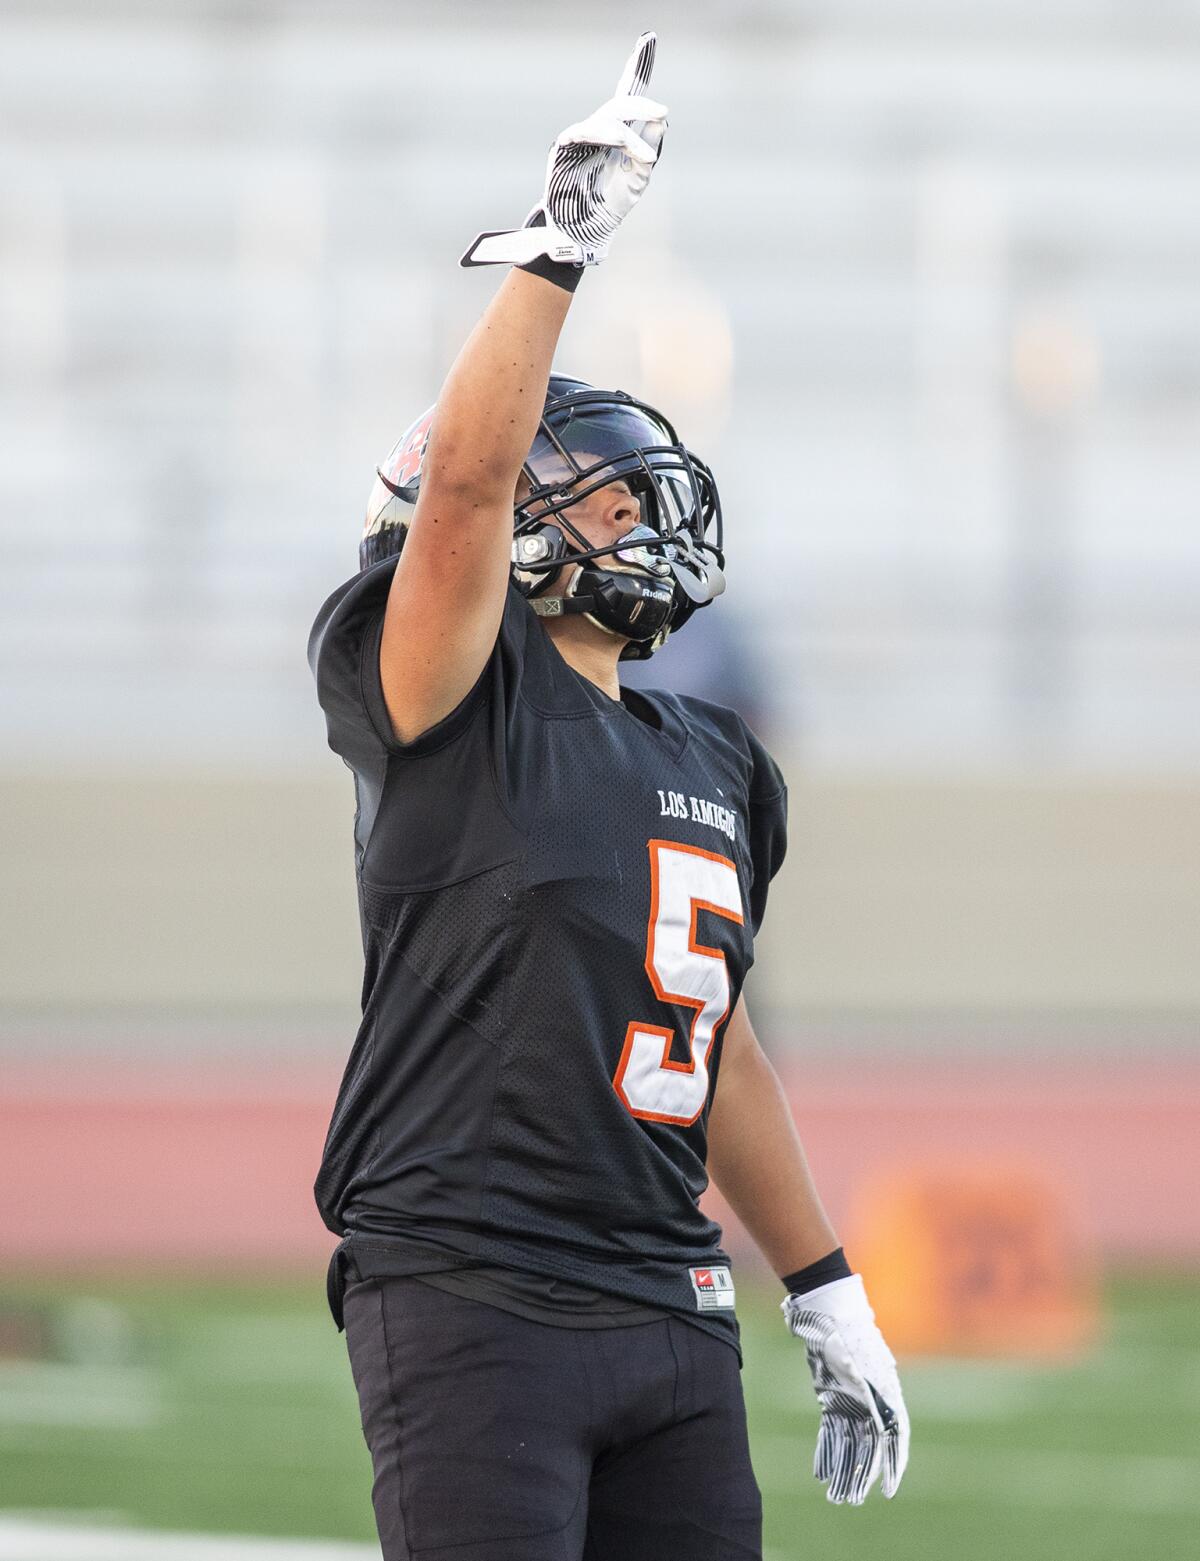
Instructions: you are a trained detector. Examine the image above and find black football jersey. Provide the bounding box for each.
[308,557,788,1351]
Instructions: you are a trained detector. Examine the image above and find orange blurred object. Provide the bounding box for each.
[847,1166,1100,1358]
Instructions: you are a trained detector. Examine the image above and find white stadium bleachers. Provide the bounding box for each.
[2,0,1199,770]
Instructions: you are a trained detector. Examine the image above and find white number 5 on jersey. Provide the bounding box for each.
[613,839,744,1126]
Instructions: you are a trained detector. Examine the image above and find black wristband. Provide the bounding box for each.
[782,1246,853,1296]
[517,254,584,293]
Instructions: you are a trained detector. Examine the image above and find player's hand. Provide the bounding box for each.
[461,31,667,269]
[782,1274,910,1505]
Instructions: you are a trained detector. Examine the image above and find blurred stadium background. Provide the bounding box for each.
[1,1,1198,1558]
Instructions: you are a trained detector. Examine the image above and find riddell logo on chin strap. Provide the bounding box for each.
[689,1265,736,1311]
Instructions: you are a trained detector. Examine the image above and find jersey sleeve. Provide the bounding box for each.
[744,726,788,935]
[307,557,530,769]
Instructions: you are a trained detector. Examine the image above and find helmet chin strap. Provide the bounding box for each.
[530,561,675,647]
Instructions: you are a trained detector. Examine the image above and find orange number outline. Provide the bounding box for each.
[613,838,744,1127]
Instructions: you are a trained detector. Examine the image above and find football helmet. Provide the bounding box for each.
[361,374,724,660]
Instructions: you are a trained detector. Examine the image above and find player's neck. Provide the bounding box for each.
[540,616,624,701]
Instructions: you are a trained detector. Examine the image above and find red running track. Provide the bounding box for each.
[4,1052,1197,1271]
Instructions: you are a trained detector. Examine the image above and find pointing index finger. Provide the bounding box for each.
[614,30,656,100]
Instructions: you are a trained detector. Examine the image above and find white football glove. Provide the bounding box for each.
[782,1274,911,1505]
[461,31,667,269]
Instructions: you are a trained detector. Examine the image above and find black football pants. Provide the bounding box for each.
[341,1269,762,1561]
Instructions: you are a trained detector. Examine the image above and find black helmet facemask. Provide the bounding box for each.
[527,523,678,646]
[361,378,725,661]
[513,389,725,659]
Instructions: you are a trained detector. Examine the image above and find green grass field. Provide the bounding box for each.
[1,1272,1196,1560]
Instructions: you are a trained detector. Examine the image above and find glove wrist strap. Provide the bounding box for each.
[782,1245,852,1296]
[517,253,584,293]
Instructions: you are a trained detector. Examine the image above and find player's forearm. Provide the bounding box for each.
[707,1030,839,1279]
[421,267,573,508]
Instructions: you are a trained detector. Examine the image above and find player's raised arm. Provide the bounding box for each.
[378,33,667,743]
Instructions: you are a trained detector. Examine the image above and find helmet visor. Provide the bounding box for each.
[524,400,705,539]
[527,402,671,480]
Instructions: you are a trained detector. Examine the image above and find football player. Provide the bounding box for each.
[309,33,908,1561]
